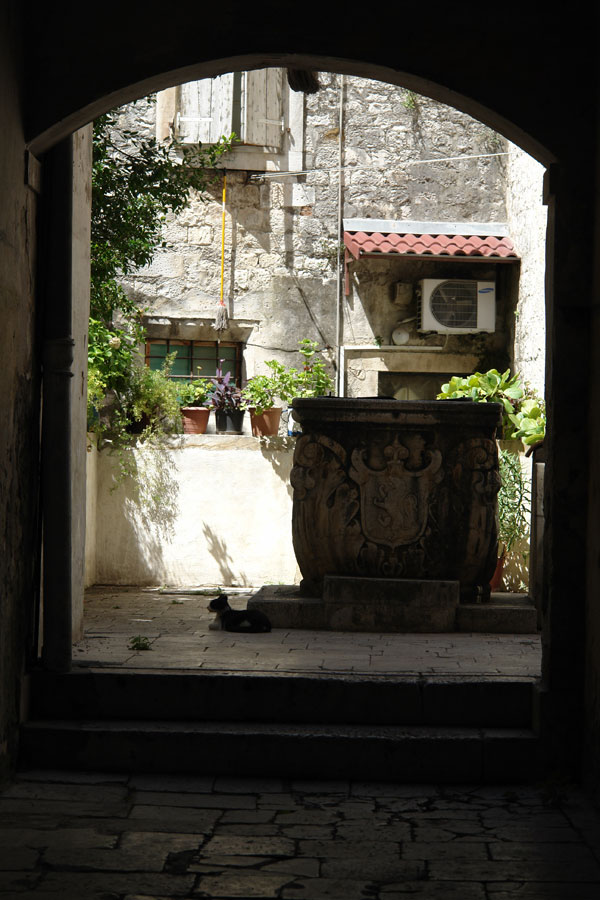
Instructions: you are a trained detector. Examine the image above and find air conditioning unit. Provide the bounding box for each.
[418,279,496,334]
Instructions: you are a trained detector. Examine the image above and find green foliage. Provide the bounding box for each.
[243,340,335,412]
[92,107,235,317]
[128,360,182,431]
[295,339,335,398]
[508,397,546,447]
[438,367,542,569]
[498,448,531,554]
[128,635,152,651]
[402,89,417,110]
[263,360,299,404]
[241,374,279,415]
[177,375,212,408]
[87,101,234,460]
[438,369,524,439]
[437,368,546,447]
[90,354,182,488]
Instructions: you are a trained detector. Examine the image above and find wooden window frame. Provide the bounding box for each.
[145,339,243,384]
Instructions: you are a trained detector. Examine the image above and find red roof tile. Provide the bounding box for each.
[344,230,518,260]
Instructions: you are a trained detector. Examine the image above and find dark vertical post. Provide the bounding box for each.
[40,136,75,672]
[536,161,594,776]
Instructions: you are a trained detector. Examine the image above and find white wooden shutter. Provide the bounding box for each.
[177,74,235,144]
[177,69,283,148]
[243,69,283,148]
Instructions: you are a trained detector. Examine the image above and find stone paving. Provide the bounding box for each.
[76,587,541,678]
[1,770,600,898]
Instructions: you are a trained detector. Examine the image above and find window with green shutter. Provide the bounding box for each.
[145,340,242,384]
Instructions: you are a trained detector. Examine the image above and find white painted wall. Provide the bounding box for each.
[84,437,98,587]
[87,435,300,587]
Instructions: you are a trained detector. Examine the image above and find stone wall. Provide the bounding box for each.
[0,6,40,783]
[116,74,518,385]
[506,143,547,396]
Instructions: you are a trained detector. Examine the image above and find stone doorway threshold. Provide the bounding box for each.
[76,586,541,679]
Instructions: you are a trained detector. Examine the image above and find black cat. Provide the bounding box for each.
[207,594,272,633]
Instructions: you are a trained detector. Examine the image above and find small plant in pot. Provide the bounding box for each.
[437,368,525,439]
[288,338,335,433]
[126,357,182,436]
[209,363,245,434]
[241,374,282,437]
[178,375,212,434]
[294,338,335,398]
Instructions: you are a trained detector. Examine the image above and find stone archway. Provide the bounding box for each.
[27,27,595,781]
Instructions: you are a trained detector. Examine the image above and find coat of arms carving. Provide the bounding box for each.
[349,434,442,548]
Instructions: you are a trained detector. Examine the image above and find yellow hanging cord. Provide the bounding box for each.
[220,173,227,306]
[214,172,228,330]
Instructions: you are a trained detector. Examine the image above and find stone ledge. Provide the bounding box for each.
[457,595,537,634]
[249,580,459,633]
[249,585,539,635]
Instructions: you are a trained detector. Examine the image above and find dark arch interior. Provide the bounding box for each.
[2,5,599,795]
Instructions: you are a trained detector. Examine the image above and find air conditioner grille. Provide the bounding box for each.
[430,281,477,329]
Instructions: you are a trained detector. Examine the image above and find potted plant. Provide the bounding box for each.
[209,363,245,434]
[178,376,212,434]
[437,368,525,440]
[241,340,335,437]
[126,359,182,436]
[294,338,335,398]
[241,373,282,437]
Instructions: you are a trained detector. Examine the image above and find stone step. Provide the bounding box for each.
[27,668,535,728]
[456,593,538,634]
[18,719,539,783]
[249,586,539,634]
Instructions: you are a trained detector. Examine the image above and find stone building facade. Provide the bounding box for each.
[114,71,546,411]
[85,71,547,592]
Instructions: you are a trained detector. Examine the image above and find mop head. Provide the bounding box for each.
[214,303,228,330]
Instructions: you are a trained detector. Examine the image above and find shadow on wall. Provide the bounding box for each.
[502,536,530,593]
[202,521,250,587]
[259,436,295,499]
[125,440,181,540]
[96,439,181,584]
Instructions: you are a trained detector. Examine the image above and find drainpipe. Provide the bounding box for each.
[39,137,75,672]
[335,76,344,396]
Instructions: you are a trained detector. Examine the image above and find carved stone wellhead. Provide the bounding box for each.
[290,398,502,602]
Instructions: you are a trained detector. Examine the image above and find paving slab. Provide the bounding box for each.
[76,587,542,678]
[1,771,599,899]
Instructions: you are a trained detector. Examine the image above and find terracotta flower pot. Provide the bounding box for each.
[181,407,210,434]
[249,407,282,437]
[489,554,505,591]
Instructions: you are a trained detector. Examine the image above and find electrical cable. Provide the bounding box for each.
[248,152,508,181]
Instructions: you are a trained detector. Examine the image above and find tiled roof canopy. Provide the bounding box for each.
[343,219,519,261]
